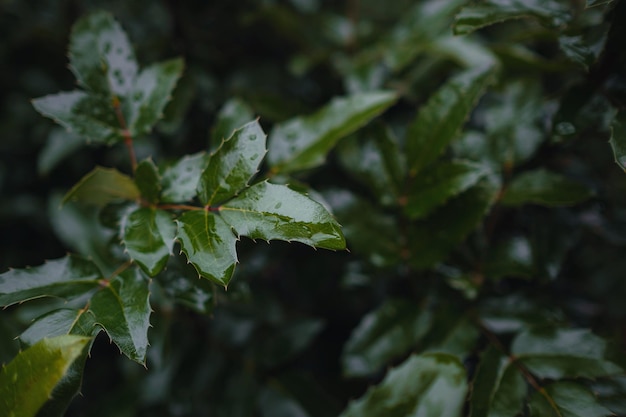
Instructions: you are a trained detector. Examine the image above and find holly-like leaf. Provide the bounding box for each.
[198,120,266,205]
[501,169,594,207]
[528,382,613,417]
[89,267,151,363]
[63,166,139,206]
[220,182,345,250]
[609,111,626,172]
[268,91,397,174]
[176,210,238,286]
[405,160,490,219]
[121,207,176,276]
[453,0,572,36]
[0,335,91,417]
[406,66,496,176]
[342,299,432,378]
[0,255,101,307]
[211,98,255,145]
[157,255,216,315]
[20,309,99,347]
[340,353,468,417]
[160,152,209,203]
[135,158,162,204]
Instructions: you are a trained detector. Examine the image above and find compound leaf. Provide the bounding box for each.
[528,382,613,417]
[160,152,209,203]
[63,166,139,206]
[501,169,594,207]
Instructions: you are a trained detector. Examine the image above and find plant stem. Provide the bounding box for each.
[112,95,138,172]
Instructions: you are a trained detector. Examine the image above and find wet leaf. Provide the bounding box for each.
[501,169,594,207]
[135,158,162,204]
[160,152,209,203]
[63,166,139,206]
[20,309,99,346]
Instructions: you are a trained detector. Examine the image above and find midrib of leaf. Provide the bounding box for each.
[99,283,142,352]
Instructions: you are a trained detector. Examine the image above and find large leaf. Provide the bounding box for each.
[267,91,397,174]
[198,120,266,205]
[121,207,176,276]
[340,353,468,417]
[220,181,345,250]
[135,158,162,204]
[406,66,496,176]
[63,166,139,206]
[405,160,490,219]
[453,0,572,36]
[176,210,238,286]
[211,97,255,145]
[342,299,432,378]
[528,382,613,417]
[0,255,101,307]
[89,267,151,363]
[609,111,626,172]
[500,169,594,207]
[0,335,90,417]
[160,152,209,203]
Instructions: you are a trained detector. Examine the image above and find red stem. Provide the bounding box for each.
[112,96,137,172]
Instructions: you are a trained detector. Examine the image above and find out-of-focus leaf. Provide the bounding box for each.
[485,236,535,280]
[220,182,345,250]
[406,66,496,176]
[454,0,572,36]
[0,255,101,307]
[340,353,467,417]
[423,316,479,358]
[586,0,615,7]
[176,210,238,286]
[135,158,162,204]
[160,152,209,203]
[37,128,84,176]
[258,386,310,417]
[501,169,594,207]
[89,267,151,363]
[342,299,432,378]
[559,35,598,71]
[258,318,324,368]
[121,208,176,276]
[430,36,499,70]
[610,112,626,172]
[62,166,139,206]
[512,327,623,379]
[268,91,397,174]
[405,160,490,219]
[0,335,90,417]
[479,295,564,334]
[198,120,266,205]
[528,382,613,417]
[32,91,121,145]
[211,98,255,145]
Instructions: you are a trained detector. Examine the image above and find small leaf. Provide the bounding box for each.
[135,158,162,204]
[220,182,346,250]
[160,152,209,203]
[453,0,572,36]
[0,255,101,307]
[340,353,467,417]
[528,382,613,417]
[198,120,266,205]
[559,35,598,71]
[406,66,496,176]
[20,309,99,347]
[89,267,151,363]
[0,335,90,417]
[176,210,238,286]
[37,128,84,176]
[501,169,594,207]
[268,91,397,174]
[609,112,626,172]
[211,97,255,145]
[121,207,176,276]
[405,160,490,219]
[63,166,139,206]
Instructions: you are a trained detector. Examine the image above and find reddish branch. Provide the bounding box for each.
[111,95,137,172]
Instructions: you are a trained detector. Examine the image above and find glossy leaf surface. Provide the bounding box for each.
[160,152,209,203]
[0,255,101,307]
[268,91,397,173]
[198,120,266,205]
[340,353,467,417]
[501,169,594,207]
[63,166,139,206]
[122,208,176,276]
[176,210,238,286]
[0,335,90,417]
[528,382,613,417]
[135,158,162,204]
[220,182,345,250]
[20,309,100,346]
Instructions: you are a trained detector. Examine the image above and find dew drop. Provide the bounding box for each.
[250,153,259,161]
[274,202,282,209]
[249,134,257,141]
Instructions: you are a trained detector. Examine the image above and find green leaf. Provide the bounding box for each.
[126,58,184,137]
[406,66,496,176]
[453,0,572,36]
[340,353,467,417]
[160,152,209,203]
[405,160,490,219]
[211,97,255,145]
[157,256,216,315]
[135,158,162,204]
[511,327,623,379]
[32,91,122,145]
[176,210,238,286]
[68,11,137,96]
[20,309,99,346]
[257,318,324,368]
[586,0,614,7]
[559,35,598,71]
[63,166,139,206]
[485,236,535,280]
[342,299,432,378]
[38,128,84,176]
[528,382,613,417]
[121,207,176,276]
[609,112,626,172]
[0,335,91,417]
[0,255,101,307]
[198,120,266,205]
[501,169,594,207]
[268,91,397,174]
[89,267,151,363]
[220,182,346,250]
